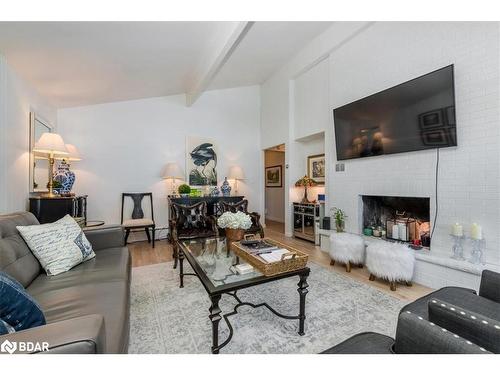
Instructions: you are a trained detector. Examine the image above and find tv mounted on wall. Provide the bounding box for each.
[333,65,456,161]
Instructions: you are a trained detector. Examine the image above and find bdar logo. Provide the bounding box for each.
[0,339,49,353]
[1,339,17,354]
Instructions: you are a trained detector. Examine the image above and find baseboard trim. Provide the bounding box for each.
[265,216,284,223]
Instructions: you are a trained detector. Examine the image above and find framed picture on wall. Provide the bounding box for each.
[265,165,282,188]
[307,154,325,185]
[186,137,218,186]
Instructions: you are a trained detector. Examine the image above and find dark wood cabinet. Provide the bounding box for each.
[29,195,88,224]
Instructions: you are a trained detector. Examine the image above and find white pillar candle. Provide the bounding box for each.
[391,224,399,240]
[471,223,482,240]
[398,223,407,241]
[451,223,463,236]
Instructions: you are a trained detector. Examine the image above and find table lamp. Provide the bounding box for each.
[295,175,318,204]
[228,166,245,195]
[56,144,82,162]
[162,162,184,196]
[33,132,68,196]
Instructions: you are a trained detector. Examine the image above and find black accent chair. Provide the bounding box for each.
[169,201,218,269]
[220,199,264,238]
[121,192,155,248]
[322,270,500,354]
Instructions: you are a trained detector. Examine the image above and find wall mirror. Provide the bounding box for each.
[29,112,53,192]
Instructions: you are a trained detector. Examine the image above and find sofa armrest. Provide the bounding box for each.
[84,225,125,251]
[428,298,500,353]
[0,315,106,354]
[479,270,500,303]
[394,310,490,354]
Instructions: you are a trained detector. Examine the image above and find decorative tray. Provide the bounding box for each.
[231,237,308,276]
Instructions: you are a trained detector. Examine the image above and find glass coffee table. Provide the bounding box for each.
[178,236,310,354]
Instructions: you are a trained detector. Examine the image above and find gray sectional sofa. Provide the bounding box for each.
[0,212,130,354]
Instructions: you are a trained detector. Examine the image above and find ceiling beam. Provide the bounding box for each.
[186,21,254,106]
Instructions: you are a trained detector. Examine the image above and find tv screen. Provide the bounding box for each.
[333,65,456,160]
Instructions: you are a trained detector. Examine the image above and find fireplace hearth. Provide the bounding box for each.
[361,195,431,247]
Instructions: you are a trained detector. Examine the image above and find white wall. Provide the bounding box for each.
[293,59,329,140]
[0,55,57,214]
[264,150,285,222]
[57,86,262,238]
[329,22,500,266]
[260,22,500,288]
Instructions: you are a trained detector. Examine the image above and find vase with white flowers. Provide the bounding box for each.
[217,211,252,245]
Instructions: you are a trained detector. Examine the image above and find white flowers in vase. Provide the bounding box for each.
[217,211,252,230]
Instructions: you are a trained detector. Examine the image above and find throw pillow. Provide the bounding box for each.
[1,319,14,335]
[16,214,95,276]
[0,272,46,333]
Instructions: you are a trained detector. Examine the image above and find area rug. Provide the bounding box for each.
[129,261,406,354]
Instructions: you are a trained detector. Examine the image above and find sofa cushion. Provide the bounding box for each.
[16,215,96,276]
[27,246,130,353]
[27,247,130,295]
[428,298,500,353]
[31,280,129,354]
[395,310,490,354]
[0,271,46,333]
[0,212,42,287]
[403,286,500,322]
[479,270,500,303]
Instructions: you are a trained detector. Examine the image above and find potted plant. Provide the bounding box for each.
[217,211,252,246]
[294,175,318,203]
[47,179,62,195]
[332,207,347,233]
[178,184,191,197]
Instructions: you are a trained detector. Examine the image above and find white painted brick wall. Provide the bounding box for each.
[328,22,500,280]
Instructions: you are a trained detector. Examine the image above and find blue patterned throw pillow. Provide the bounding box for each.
[0,272,46,333]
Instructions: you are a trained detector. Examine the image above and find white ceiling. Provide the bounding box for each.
[0,21,332,108]
[208,22,332,90]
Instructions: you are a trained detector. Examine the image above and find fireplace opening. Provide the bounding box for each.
[361,195,431,248]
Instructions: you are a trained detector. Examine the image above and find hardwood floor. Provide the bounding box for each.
[129,220,433,302]
[128,240,173,268]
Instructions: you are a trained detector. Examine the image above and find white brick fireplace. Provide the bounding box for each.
[327,22,500,290]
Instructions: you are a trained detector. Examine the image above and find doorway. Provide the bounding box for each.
[264,144,285,234]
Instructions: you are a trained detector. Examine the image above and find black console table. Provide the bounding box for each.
[29,195,88,224]
[167,195,245,217]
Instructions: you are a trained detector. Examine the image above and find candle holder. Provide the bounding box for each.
[469,237,485,265]
[450,234,465,260]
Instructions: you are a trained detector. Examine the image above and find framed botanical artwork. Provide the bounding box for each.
[307,154,325,185]
[186,137,218,186]
[265,165,282,188]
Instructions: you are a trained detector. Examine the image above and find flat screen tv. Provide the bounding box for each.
[333,65,456,160]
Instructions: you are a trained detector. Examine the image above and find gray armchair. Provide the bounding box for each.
[322,269,500,354]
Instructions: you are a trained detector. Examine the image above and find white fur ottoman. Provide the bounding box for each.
[329,232,365,272]
[366,241,415,291]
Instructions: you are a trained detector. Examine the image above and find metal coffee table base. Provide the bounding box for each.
[209,274,309,354]
[178,243,310,354]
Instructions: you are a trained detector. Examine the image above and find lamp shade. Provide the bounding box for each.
[55,144,82,161]
[228,166,245,180]
[33,133,68,155]
[162,162,184,179]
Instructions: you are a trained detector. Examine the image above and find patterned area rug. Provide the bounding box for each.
[129,261,406,354]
